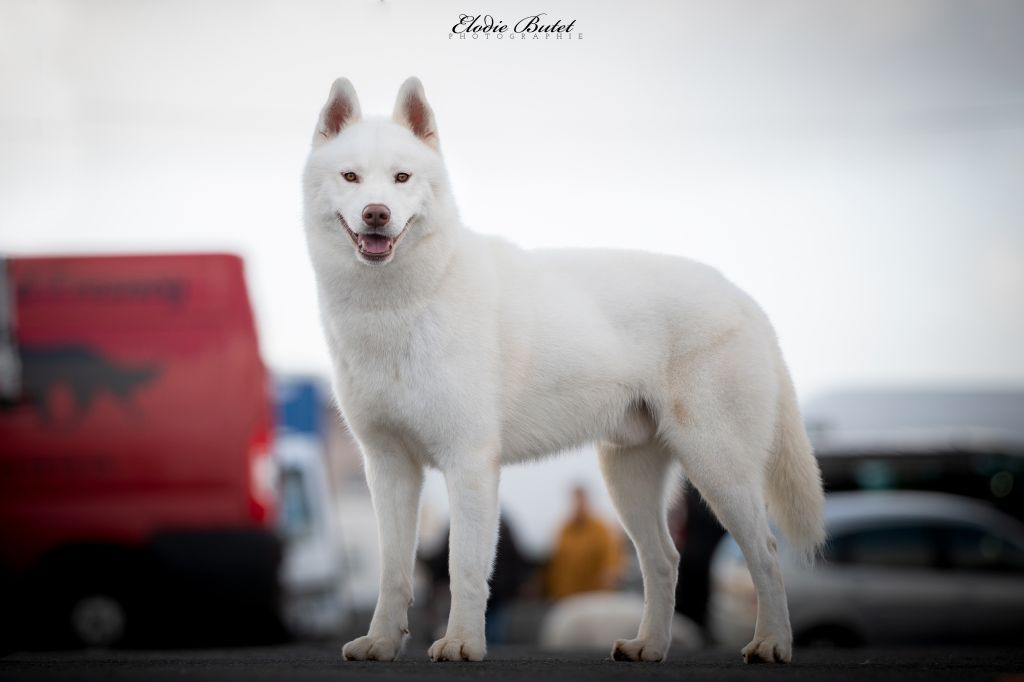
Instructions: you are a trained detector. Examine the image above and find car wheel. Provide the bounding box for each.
[68,592,128,647]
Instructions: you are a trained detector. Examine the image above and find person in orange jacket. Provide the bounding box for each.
[545,486,624,600]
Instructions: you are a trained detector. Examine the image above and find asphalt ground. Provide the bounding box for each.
[3,645,1024,682]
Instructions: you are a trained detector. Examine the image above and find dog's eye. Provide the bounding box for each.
[342,171,359,183]
[395,172,411,184]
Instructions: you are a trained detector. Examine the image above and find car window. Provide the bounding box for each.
[279,467,313,540]
[826,525,938,569]
[943,525,1024,573]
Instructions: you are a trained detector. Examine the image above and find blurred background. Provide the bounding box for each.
[1,0,1023,654]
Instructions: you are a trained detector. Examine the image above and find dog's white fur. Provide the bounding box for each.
[303,77,826,664]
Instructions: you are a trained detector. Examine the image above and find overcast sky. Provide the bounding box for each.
[2,0,1022,551]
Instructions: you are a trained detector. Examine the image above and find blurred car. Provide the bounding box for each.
[274,376,349,639]
[709,491,1024,648]
[276,434,348,638]
[0,254,281,648]
[539,591,704,653]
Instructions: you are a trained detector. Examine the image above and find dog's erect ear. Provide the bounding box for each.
[393,77,439,151]
[313,78,361,146]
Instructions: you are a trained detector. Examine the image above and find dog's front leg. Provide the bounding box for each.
[429,458,500,662]
[342,450,424,661]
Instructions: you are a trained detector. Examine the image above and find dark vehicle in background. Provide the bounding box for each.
[806,389,1024,525]
[675,389,1024,641]
[710,491,1024,647]
[0,254,281,648]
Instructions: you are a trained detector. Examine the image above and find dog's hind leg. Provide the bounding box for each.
[661,322,797,663]
[599,441,681,662]
[671,431,793,663]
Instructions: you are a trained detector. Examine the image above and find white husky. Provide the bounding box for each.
[303,77,825,664]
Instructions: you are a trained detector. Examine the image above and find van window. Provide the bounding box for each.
[827,525,938,569]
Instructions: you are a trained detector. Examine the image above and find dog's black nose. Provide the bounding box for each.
[362,204,391,228]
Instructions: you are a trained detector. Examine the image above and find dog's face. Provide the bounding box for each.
[304,78,446,267]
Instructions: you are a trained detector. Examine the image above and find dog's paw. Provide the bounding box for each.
[741,634,792,664]
[342,634,402,661]
[610,637,668,662]
[428,635,486,662]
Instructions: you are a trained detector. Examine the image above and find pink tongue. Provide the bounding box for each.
[361,234,392,255]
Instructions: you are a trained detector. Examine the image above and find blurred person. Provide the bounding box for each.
[545,486,624,599]
[674,486,725,638]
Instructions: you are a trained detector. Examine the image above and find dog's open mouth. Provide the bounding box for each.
[354,233,394,261]
[337,213,412,263]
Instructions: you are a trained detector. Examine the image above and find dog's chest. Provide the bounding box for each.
[327,306,464,428]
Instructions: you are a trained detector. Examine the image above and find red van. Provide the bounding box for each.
[0,254,281,647]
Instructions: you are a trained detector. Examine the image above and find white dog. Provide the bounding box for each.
[303,77,825,664]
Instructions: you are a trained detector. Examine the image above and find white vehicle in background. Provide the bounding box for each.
[275,377,349,639]
[710,491,1024,648]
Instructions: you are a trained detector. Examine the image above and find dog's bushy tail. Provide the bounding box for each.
[765,363,826,565]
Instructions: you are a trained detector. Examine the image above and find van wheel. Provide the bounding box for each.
[68,593,128,647]
[795,624,863,648]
